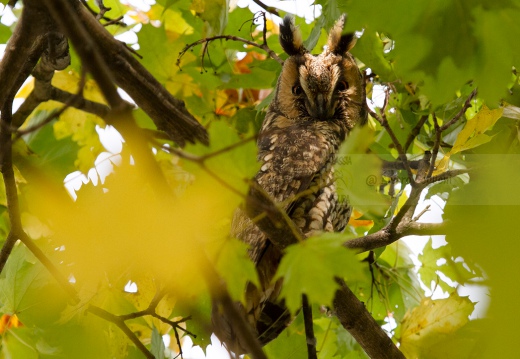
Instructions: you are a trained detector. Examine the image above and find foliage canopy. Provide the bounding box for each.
[0,0,519,358]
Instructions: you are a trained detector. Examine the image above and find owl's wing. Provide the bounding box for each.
[255,123,333,203]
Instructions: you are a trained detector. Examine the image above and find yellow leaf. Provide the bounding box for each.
[166,72,199,98]
[433,154,450,175]
[147,5,193,35]
[433,105,502,175]
[52,71,107,105]
[451,105,502,154]
[400,293,474,358]
[393,190,409,216]
[15,78,34,99]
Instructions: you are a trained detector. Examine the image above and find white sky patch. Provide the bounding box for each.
[181,335,232,359]
[237,0,321,23]
[124,280,138,293]
[121,0,155,12]
[368,84,387,110]
[0,4,16,26]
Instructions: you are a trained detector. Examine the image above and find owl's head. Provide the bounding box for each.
[273,15,367,129]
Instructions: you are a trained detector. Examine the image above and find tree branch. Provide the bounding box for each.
[302,294,318,359]
[79,0,126,26]
[41,0,174,198]
[12,41,110,129]
[0,1,48,111]
[0,87,79,303]
[178,12,283,66]
[439,89,477,132]
[75,4,208,146]
[244,184,405,357]
[88,306,155,359]
[208,266,267,359]
[368,89,415,186]
[252,0,280,17]
[404,114,428,152]
[333,278,405,359]
[344,222,447,252]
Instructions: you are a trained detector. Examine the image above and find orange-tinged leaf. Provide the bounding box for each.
[348,209,374,227]
[0,314,23,334]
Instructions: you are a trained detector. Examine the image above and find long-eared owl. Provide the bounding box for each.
[213,14,367,353]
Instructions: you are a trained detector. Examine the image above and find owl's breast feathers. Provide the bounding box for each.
[248,116,349,261]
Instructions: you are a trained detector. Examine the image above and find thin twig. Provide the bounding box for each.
[199,135,256,161]
[368,90,415,186]
[426,169,470,184]
[102,15,125,27]
[80,0,127,26]
[302,294,318,359]
[412,205,431,221]
[404,115,428,152]
[178,12,283,66]
[252,0,280,16]
[19,232,80,303]
[428,113,441,177]
[0,102,23,274]
[150,313,197,338]
[0,233,18,274]
[439,89,477,132]
[88,306,155,359]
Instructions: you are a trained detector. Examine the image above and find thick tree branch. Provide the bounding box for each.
[208,266,267,359]
[75,4,208,146]
[334,278,405,359]
[41,0,174,198]
[12,38,110,129]
[0,1,48,111]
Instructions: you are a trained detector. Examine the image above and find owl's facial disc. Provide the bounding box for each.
[298,58,343,120]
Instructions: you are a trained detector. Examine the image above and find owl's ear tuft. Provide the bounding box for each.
[279,15,306,56]
[327,14,357,55]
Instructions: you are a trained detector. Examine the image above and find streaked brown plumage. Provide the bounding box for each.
[213,14,367,353]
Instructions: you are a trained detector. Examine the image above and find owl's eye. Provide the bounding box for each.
[292,85,303,96]
[337,81,349,92]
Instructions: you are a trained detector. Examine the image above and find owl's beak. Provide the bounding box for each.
[310,93,335,120]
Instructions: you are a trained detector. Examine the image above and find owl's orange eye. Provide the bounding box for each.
[337,81,349,91]
[292,85,303,95]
